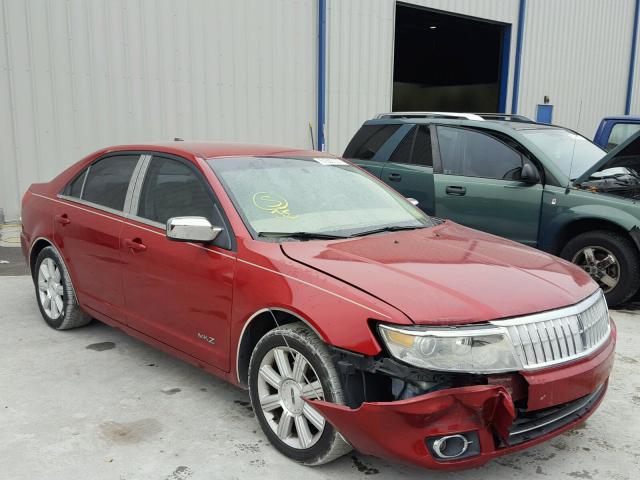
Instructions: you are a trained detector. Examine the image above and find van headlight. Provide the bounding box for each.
[378,324,521,373]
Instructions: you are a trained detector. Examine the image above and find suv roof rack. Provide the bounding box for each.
[375,112,485,121]
[477,113,535,123]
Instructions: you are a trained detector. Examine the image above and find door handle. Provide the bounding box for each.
[388,173,402,182]
[55,214,71,225]
[445,186,466,196]
[123,238,147,252]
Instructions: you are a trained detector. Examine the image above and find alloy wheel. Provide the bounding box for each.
[572,246,620,293]
[38,258,64,319]
[257,346,326,450]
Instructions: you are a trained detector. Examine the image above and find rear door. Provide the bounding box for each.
[379,125,436,214]
[433,126,543,247]
[54,154,142,320]
[343,123,407,177]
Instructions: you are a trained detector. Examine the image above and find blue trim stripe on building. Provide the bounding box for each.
[317,0,327,151]
[498,24,512,113]
[626,0,640,115]
[511,0,526,114]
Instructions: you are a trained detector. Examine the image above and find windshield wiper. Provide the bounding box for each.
[349,225,427,237]
[257,231,348,240]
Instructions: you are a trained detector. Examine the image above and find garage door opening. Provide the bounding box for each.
[393,4,510,113]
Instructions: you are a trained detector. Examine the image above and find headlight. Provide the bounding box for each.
[378,324,521,373]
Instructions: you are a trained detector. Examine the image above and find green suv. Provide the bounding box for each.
[344,113,640,306]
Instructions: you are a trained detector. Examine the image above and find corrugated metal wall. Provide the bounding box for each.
[1,0,318,220]
[518,0,636,138]
[2,0,639,220]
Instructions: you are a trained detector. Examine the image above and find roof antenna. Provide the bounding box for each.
[565,100,583,193]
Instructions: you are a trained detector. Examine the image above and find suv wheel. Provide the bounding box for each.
[248,322,351,465]
[34,246,92,329]
[560,230,640,306]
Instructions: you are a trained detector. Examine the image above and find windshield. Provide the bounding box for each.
[521,128,606,180]
[207,156,432,239]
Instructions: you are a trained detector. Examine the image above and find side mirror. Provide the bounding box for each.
[166,216,222,243]
[406,197,419,206]
[520,163,540,184]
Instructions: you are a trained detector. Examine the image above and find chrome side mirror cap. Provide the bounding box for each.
[406,197,419,206]
[166,216,222,243]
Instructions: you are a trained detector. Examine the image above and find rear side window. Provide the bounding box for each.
[343,124,401,160]
[66,155,139,211]
[437,126,523,180]
[388,126,433,166]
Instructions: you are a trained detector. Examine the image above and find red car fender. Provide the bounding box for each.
[308,385,515,465]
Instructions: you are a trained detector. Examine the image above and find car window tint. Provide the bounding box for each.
[81,155,139,210]
[64,169,87,198]
[412,126,433,166]
[607,123,640,151]
[138,157,216,225]
[437,126,523,180]
[389,127,416,164]
[343,124,401,160]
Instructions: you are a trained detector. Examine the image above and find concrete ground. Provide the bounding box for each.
[1,275,639,480]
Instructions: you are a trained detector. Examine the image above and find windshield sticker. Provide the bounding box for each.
[252,192,298,219]
[313,157,347,166]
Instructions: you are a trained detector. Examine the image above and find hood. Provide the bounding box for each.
[281,222,596,325]
[575,130,640,183]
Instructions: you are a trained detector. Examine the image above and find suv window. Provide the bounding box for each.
[79,155,139,210]
[437,126,523,180]
[607,123,640,151]
[343,124,401,160]
[389,126,433,166]
[137,157,217,225]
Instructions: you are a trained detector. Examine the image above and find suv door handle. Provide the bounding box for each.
[445,186,466,196]
[388,173,402,182]
[123,238,147,252]
[55,214,71,225]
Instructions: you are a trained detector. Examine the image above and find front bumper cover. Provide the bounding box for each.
[308,323,615,470]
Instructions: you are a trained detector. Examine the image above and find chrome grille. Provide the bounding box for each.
[491,290,610,370]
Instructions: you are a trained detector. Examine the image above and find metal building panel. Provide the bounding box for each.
[325,0,395,154]
[0,0,317,220]
[518,0,635,138]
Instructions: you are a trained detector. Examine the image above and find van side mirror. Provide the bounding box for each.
[520,163,540,184]
[166,216,222,243]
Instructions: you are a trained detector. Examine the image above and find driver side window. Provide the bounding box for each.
[437,126,525,180]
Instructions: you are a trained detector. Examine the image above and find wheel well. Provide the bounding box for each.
[553,219,634,255]
[236,309,304,387]
[29,238,53,278]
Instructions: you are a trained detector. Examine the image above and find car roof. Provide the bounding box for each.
[363,116,563,132]
[101,142,323,160]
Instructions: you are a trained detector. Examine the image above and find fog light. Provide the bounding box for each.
[426,431,480,461]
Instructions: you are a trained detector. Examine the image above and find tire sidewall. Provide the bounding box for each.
[248,330,341,464]
[561,231,640,306]
[34,247,70,329]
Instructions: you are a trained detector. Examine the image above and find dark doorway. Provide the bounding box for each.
[393,4,510,113]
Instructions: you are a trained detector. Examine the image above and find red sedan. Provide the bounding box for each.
[21,142,614,469]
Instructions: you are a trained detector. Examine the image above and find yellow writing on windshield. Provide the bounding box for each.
[252,192,298,219]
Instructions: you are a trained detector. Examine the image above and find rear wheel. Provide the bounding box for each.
[560,230,640,306]
[34,246,91,330]
[248,322,351,465]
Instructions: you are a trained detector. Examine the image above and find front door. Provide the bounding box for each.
[433,126,543,247]
[120,154,236,370]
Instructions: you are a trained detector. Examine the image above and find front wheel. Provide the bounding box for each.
[560,230,640,307]
[248,322,351,465]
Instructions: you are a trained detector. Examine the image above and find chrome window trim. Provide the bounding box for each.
[127,214,165,230]
[123,155,150,215]
[56,194,128,218]
[128,154,152,216]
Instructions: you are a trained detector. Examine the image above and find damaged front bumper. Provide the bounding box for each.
[309,324,615,470]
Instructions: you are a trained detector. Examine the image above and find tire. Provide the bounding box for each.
[248,322,351,466]
[33,246,92,330]
[560,230,640,307]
